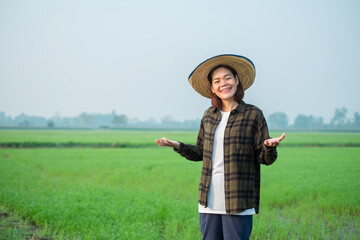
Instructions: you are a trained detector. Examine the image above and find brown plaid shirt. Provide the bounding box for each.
[175,101,278,214]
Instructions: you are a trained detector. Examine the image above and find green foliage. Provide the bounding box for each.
[112,114,128,126]
[0,148,202,239]
[270,131,360,147]
[0,205,52,240]
[268,112,288,129]
[1,130,360,148]
[47,119,55,128]
[293,115,324,129]
[255,147,360,239]
[331,107,348,127]
[354,112,360,127]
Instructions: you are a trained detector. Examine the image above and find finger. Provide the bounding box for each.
[272,135,285,142]
[155,139,164,146]
[159,137,167,144]
[156,138,169,146]
[278,133,286,141]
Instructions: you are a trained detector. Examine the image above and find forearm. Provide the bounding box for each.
[174,142,203,161]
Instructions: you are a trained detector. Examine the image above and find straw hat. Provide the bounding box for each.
[188,54,256,98]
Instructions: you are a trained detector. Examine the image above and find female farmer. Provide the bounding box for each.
[155,54,285,240]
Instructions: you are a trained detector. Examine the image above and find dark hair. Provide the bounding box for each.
[207,65,244,109]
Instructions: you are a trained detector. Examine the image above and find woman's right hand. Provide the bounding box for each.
[155,137,180,150]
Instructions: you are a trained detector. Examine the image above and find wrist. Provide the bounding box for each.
[173,141,180,150]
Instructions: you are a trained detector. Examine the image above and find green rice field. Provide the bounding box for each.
[0,130,359,239]
[0,129,359,147]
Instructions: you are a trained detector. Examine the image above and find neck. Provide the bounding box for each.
[221,99,239,112]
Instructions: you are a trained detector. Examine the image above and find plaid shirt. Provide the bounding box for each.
[175,101,277,214]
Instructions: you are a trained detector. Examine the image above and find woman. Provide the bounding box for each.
[155,54,285,240]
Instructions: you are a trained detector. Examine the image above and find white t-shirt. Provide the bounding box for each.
[198,110,255,215]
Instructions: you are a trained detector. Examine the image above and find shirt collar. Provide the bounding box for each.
[211,101,246,114]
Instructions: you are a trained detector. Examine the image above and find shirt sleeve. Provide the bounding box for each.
[254,112,278,165]
[173,116,204,162]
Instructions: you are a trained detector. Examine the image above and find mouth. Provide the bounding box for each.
[220,87,231,93]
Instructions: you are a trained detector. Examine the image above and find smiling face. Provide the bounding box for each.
[210,67,239,102]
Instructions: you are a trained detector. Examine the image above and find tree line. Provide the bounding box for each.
[268,107,360,130]
[0,107,359,130]
[0,110,200,129]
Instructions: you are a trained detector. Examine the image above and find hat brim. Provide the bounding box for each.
[188,54,256,98]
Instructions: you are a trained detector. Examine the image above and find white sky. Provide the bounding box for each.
[1,0,359,124]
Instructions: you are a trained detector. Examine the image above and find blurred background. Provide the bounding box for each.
[1,0,359,129]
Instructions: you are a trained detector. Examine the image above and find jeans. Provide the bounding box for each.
[199,213,253,240]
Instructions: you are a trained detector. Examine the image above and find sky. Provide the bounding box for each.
[0,0,359,124]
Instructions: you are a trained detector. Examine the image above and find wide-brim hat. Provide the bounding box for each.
[188,54,256,98]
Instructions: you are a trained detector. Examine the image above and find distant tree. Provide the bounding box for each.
[268,112,288,129]
[47,119,55,128]
[161,115,180,128]
[161,115,174,124]
[353,112,360,128]
[0,112,8,126]
[112,114,128,127]
[19,120,30,127]
[141,118,158,127]
[311,116,324,129]
[330,107,347,128]
[294,115,309,128]
[183,119,201,129]
[78,113,94,127]
[294,114,324,129]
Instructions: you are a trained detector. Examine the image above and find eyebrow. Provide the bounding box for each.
[213,74,232,80]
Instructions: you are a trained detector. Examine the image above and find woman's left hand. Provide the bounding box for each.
[264,133,286,147]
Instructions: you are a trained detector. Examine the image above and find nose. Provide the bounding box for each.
[219,79,227,86]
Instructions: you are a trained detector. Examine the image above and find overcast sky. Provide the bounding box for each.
[1,0,359,124]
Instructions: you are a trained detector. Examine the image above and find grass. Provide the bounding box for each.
[1,141,359,239]
[0,148,202,239]
[256,147,359,239]
[0,130,360,148]
[0,129,197,145]
[0,205,52,239]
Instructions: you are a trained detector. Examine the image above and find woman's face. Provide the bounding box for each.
[211,67,239,101]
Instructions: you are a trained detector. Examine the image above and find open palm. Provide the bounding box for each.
[264,133,286,147]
